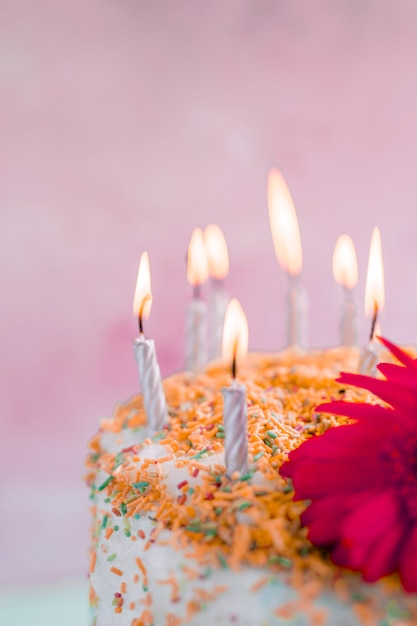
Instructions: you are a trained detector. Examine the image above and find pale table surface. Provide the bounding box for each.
[0,579,89,626]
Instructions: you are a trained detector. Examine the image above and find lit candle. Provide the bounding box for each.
[132,252,168,432]
[359,226,385,375]
[333,234,359,346]
[185,228,209,374]
[222,298,249,478]
[204,223,230,361]
[267,167,307,347]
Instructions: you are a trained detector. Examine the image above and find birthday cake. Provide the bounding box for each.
[85,344,417,626]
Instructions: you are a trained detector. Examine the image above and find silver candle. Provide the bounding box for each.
[359,227,385,375]
[185,292,208,374]
[222,298,249,478]
[222,381,248,478]
[339,291,358,347]
[287,277,308,348]
[132,251,168,432]
[133,335,168,432]
[208,279,229,361]
[333,234,359,346]
[268,167,307,348]
[185,227,209,374]
[204,224,230,361]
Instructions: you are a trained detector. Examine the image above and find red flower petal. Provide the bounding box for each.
[282,421,389,468]
[363,518,407,582]
[330,492,402,575]
[302,491,371,546]
[316,401,396,425]
[399,524,417,593]
[377,336,417,373]
[377,362,417,388]
[336,373,417,413]
[287,456,387,500]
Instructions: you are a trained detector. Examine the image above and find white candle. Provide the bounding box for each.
[358,227,385,375]
[332,234,359,346]
[132,252,168,431]
[267,167,307,347]
[222,298,249,478]
[222,381,248,477]
[287,277,307,348]
[204,224,230,361]
[185,294,208,374]
[208,281,229,360]
[185,228,209,374]
[133,335,168,432]
[339,293,357,346]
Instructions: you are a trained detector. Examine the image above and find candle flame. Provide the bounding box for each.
[204,223,229,280]
[187,227,209,286]
[222,298,248,370]
[364,226,385,318]
[267,167,303,277]
[133,251,152,320]
[332,234,358,290]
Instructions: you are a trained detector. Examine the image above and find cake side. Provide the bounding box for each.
[85,348,417,626]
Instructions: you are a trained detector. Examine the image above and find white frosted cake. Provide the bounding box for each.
[85,347,417,626]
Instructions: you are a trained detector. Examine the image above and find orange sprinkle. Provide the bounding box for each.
[120,581,127,594]
[114,606,122,614]
[88,433,101,452]
[309,609,328,626]
[133,574,139,584]
[105,527,114,540]
[186,599,201,621]
[156,454,174,464]
[181,565,199,581]
[140,592,153,607]
[137,609,153,625]
[138,529,146,539]
[135,557,147,577]
[250,576,269,592]
[89,551,97,573]
[190,461,210,471]
[129,601,135,610]
[110,566,123,576]
[274,602,296,619]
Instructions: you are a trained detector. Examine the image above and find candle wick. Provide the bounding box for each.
[193,284,201,299]
[212,277,224,289]
[231,340,238,380]
[343,286,354,301]
[369,301,378,341]
[139,295,151,336]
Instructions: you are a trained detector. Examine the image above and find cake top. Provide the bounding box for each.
[86,346,417,623]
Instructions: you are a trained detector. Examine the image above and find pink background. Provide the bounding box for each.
[1,0,417,585]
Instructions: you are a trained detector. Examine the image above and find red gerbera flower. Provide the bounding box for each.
[280,337,417,592]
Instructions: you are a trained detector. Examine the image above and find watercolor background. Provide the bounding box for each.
[1,0,417,586]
